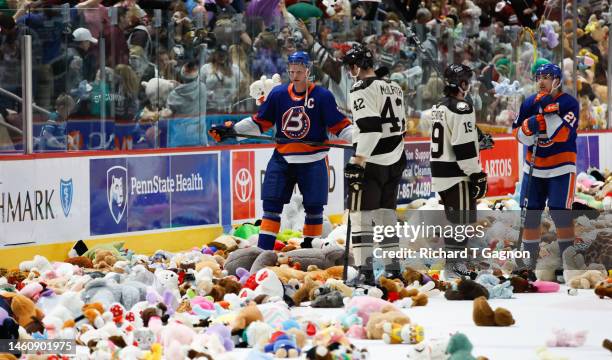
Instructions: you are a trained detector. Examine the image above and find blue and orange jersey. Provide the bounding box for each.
[252,83,351,163]
[512,92,580,178]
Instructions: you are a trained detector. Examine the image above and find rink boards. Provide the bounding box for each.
[0,131,610,266]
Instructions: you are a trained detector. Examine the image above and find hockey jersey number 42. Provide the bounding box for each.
[349,77,406,166]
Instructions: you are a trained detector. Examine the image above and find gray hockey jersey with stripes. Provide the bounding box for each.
[349,77,406,166]
[429,97,482,192]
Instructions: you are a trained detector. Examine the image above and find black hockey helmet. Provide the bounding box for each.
[342,43,374,69]
[443,63,473,93]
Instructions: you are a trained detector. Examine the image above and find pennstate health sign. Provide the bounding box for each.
[89,153,220,235]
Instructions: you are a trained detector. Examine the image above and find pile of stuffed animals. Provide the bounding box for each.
[0,198,611,359]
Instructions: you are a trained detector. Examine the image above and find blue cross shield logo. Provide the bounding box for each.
[60,178,73,217]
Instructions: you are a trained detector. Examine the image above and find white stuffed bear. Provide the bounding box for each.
[238,268,284,301]
[140,78,177,122]
[249,74,282,106]
[492,78,523,97]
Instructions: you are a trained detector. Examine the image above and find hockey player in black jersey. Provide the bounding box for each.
[430,64,488,280]
[342,44,408,285]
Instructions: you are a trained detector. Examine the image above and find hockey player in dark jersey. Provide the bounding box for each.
[512,63,579,272]
[429,64,488,280]
[342,44,407,284]
[209,51,353,250]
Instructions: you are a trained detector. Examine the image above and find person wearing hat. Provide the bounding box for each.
[166,61,208,134]
[64,27,98,92]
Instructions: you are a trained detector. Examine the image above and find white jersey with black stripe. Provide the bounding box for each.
[429,96,482,192]
[349,77,406,166]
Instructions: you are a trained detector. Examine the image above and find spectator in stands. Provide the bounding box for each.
[38,94,76,152]
[129,45,157,82]
[167,61,207,120]
[114,64,140,122]
[127,11,152,62]
[158,49,178,81]
[14,6,64,110]
[103,6,130,67]
[251,31,286,79]
[64,28,98,93]
[200,45,242,113]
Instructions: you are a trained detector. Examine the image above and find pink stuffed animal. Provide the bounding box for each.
[344,296,400,324]
[533,280,560,293]
[546,329,588,347]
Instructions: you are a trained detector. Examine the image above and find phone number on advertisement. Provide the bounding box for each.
[0,340,76,354]
[397,182,431,199]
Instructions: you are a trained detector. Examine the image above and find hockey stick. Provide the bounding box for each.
[342,210,352,282]
[232,132,353,150]
[515,129,540,268]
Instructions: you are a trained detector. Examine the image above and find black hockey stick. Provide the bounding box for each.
[515,129,540,268]
[342,211,352,282]
[232,133,353,150]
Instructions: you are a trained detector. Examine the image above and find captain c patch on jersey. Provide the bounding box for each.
[281,106,311,139]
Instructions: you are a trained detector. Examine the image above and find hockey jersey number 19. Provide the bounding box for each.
[429,97,481,192]
[350,77,406,166]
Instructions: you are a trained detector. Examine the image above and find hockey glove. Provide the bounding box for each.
[521,114,546,136]
[469,171,488,199]
[344,162,365,192]
[208,121,237,142]
[477,127,495,150]
[534,92,559,114]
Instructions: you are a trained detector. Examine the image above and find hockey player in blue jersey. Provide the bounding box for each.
[512,63,580,272]
[209,51,353,250]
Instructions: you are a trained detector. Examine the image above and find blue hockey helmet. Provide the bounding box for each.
[288,51,311,67]
[535,63,562,80]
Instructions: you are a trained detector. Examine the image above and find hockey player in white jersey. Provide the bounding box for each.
[429,64,488,279]
[342,44,407,285]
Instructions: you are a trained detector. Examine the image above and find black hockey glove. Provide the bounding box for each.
[208,121,237,142]
[469,171,488,199]
[344,162,365,191]
[477,127,495,150]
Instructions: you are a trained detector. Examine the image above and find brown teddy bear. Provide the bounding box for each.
[64,256,94,268]
[305,265,345,282]
[292,277,322,306]
[402,267,448,290]
[366,305,411,340]
[379,276,427,305]
[92,249,117,271]
[594,282,612,299]
[231,302,264,332]
[473,296,515,327]
[445,279,489,300]
[209,235,239,252]
[0,291,45,333]
[195,255,223,277]
[209,277,242,302]
[268,265,306,283]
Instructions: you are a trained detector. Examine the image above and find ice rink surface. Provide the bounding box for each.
[233,286,612,360]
